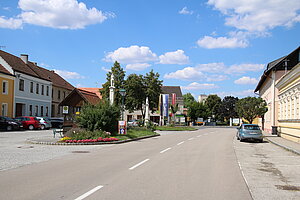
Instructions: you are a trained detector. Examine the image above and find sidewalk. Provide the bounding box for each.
[263,131,300,155]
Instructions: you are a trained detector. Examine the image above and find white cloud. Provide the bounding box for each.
[101,66,110,72]
[164,67,205,81]
[217,89,256,98]
[197,36,248,49]
[179,7,193,15]
[227,63,264,74]
[0,0,113,29]
[207,0,300,32]
[159,50,189,65]
[126,63,151,71]
[234,76,258,85]
[182,82,218,90]
[54,69,85,79]
[164,62,263,81]
[0,16,23,29]
[104,45,158,64]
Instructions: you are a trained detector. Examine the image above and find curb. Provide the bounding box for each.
[27,134,160,145]
[265,137,300,156]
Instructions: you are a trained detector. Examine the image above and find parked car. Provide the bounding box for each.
[50,118,64,128]
[36,117,52,130]
[0,116,23,131]
[14,116,41,130]
[237,124,263,143]
[127,119,138,127]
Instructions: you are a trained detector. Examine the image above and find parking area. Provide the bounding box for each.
[0,130,107,171]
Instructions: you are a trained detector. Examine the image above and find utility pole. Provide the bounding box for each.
[283,58,289,74]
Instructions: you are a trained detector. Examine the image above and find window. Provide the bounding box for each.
[30,82,33,93]
[41,106,44,116]
[36,83,39,94]
[29,105,33,116]
[46,86,49,96]
[52,89,53,98]
[1,103,8,116]
[58,90,61,100]
[63,91,66,99]
[58,105,61,114]
[41,85,44,95]
[46,106,49,117]
[19,79,24,91]
[2,80,8,95]
[35,105,38,116]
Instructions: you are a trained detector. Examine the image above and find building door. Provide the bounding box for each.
[15,103,24,117]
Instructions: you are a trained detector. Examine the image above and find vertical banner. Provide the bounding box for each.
[172,93,176,105]
[163,94,169,117]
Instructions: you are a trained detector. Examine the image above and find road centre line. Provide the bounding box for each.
[129,159,150,170]
[177,141,185,145]
[74,185,103,200]
[160,147,172,154]
[188,138,194,140]
[197,135,202,138]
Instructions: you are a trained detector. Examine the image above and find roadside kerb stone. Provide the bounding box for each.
[27,134,160,145]
[264,137,300,156]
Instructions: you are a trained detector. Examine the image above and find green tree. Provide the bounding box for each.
[188,101,209,122]
[183,93,195,108]
[205,94,222,119]
[219,96,239,121]
[101,61,126,106]
[170,103,179,124]
[143,70,163,113]
[124,74,146,113]
[124,70,162,119]
[76,101,120,134]
[235,97,268,124]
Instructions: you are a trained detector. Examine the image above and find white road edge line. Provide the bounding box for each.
[160,147,171,154]
[177,141,185,145]
[129,159,150,170]
[74,185,103,200]
[188,138,194,140]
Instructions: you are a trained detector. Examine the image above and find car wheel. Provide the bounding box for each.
[40,125,45,130]
[6,125,12,131]
[28,124,34,130]
[237,136,240,140]
[240,138,244,142]
[259,139,263,143]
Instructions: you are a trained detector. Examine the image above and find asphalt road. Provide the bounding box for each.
[0,128,252,200]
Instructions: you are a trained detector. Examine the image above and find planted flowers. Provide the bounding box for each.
[63,137,119,143]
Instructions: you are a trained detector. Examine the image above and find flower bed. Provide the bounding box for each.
[63,137,119,143]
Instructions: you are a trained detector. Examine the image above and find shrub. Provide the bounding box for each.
[76,101,120,135]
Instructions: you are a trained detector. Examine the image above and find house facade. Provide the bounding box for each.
[0,64,14,117]
[255,46,300,133]
[277,62,300,143]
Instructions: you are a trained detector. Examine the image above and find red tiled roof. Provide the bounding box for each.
[77,89,101,105]
[0,50,74,90]
[0,64,13,76]
[78,88,102,99]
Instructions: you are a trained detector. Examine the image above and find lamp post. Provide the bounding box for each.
[119,89,126,121]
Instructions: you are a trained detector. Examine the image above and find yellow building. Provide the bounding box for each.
[276,63,300,143]
[0,64,14,118]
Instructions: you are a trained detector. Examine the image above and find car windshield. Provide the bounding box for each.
[3,117,13,121]
[244,125,260,130]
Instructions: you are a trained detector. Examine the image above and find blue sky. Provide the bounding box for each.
[0,0,299,99]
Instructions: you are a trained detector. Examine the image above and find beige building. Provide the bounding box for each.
[255,46,300,133]
[277,62,300,143]
[198,94,208,103]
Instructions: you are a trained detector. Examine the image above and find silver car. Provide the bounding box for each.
[237,124,263,143]
[36,117,52,130]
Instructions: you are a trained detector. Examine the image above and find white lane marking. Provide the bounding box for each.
[203,133,208,136]
[197,135,202,138]
[160,147,171,154]
[74,185,103,200]
[177,141,185,145]
[188,138,194,140]
[129,159,150,170]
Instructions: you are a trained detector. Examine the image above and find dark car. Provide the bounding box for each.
[14,116,41,130]
[50,118,64,128]
[0,116,23,131]
[237,124,263,143]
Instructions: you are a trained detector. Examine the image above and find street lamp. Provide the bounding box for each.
[119,89,126,121]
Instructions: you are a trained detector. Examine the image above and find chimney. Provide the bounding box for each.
[20,54,28,64]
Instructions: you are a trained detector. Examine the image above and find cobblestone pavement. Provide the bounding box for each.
[234,137,300,200]
[0,130,109,171]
